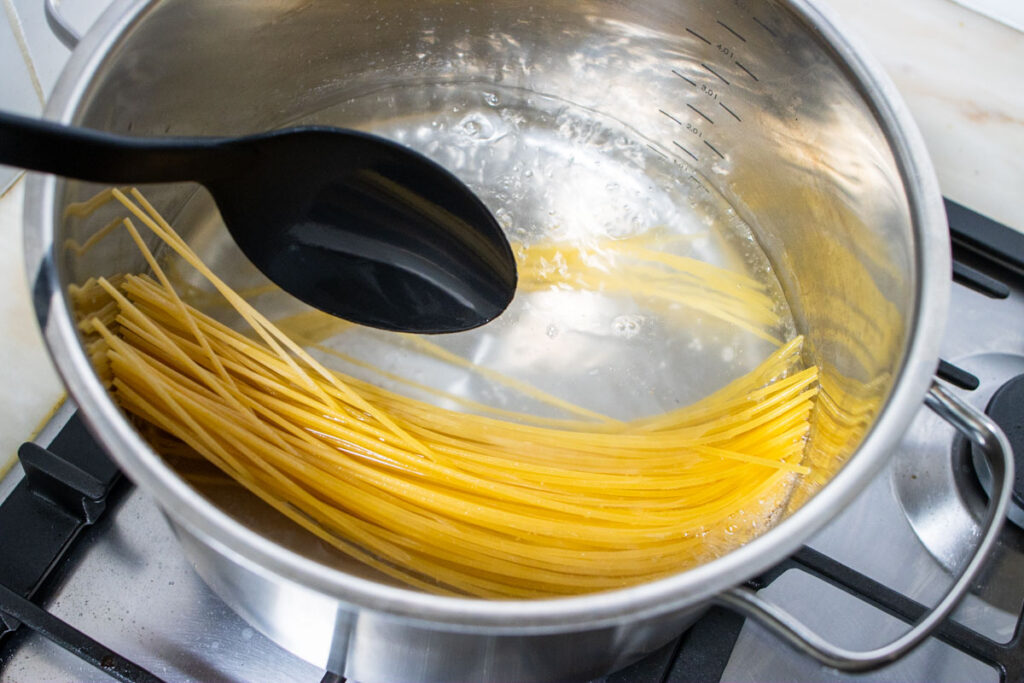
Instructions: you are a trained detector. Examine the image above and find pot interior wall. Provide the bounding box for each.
[53,0,913,580]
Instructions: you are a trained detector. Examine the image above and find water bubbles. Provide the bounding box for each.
[612,315,644,339]
[458,112,499,141]
[494,207,514,230]
[546,324,559,339]
[483,91,501,107]
[721,346,735,362]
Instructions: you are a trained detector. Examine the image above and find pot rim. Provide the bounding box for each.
[23,0,949,632]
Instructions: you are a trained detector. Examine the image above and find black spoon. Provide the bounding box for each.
[0,111,517,334]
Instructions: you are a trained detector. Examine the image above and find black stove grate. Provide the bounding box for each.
[591,543,1024,683]
[0,414,162,682]
[0,413,120,629]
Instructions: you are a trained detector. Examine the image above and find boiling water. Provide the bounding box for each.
[300,82,795,419]
[156,81,807,585]
[175,81,797,421]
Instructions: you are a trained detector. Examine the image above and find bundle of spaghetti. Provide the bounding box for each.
[77,188,819,599]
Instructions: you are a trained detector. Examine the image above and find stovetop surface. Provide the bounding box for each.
[1,199,1022,682]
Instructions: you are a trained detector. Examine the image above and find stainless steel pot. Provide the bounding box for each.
[23,0,1015,680]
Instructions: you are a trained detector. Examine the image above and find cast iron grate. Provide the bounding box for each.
[0,414,162,682]
[596,546,1024,683]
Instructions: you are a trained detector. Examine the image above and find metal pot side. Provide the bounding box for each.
[23,0,949,680]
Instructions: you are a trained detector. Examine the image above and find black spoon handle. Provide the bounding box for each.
[0,110,249,184]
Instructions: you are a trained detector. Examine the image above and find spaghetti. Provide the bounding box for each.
[76,188,819,598]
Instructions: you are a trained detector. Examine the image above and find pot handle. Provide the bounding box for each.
[44,0,80,50]
[716,380,1014,673]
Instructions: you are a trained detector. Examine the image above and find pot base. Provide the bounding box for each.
[174,519,703,683]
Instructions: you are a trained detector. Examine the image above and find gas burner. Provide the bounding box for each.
[892,353,1024,613]
[972,374,1024,528]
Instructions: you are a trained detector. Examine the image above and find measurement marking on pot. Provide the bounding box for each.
[673,140,699,161]
[704,140,726,160]
[686,28,711,45]
[687,103,714,125]
[659,109,684,126]
[646,144,669,160]
[716,20,747,42]
[686,171,711,194]
[720,102,742,122]
[752,16,778,38]
[735,61,760,82]
[701,63,731,85]
[672,69,697,87]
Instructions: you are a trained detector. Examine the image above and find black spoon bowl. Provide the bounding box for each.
[0,111,518,333]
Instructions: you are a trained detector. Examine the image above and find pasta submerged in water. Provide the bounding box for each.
[75,187,819,598]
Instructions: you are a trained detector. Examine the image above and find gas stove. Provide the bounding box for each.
[1,198,1021,682]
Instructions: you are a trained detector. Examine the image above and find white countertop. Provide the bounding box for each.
[1,0,1022,473]
[828,0,1024,234]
